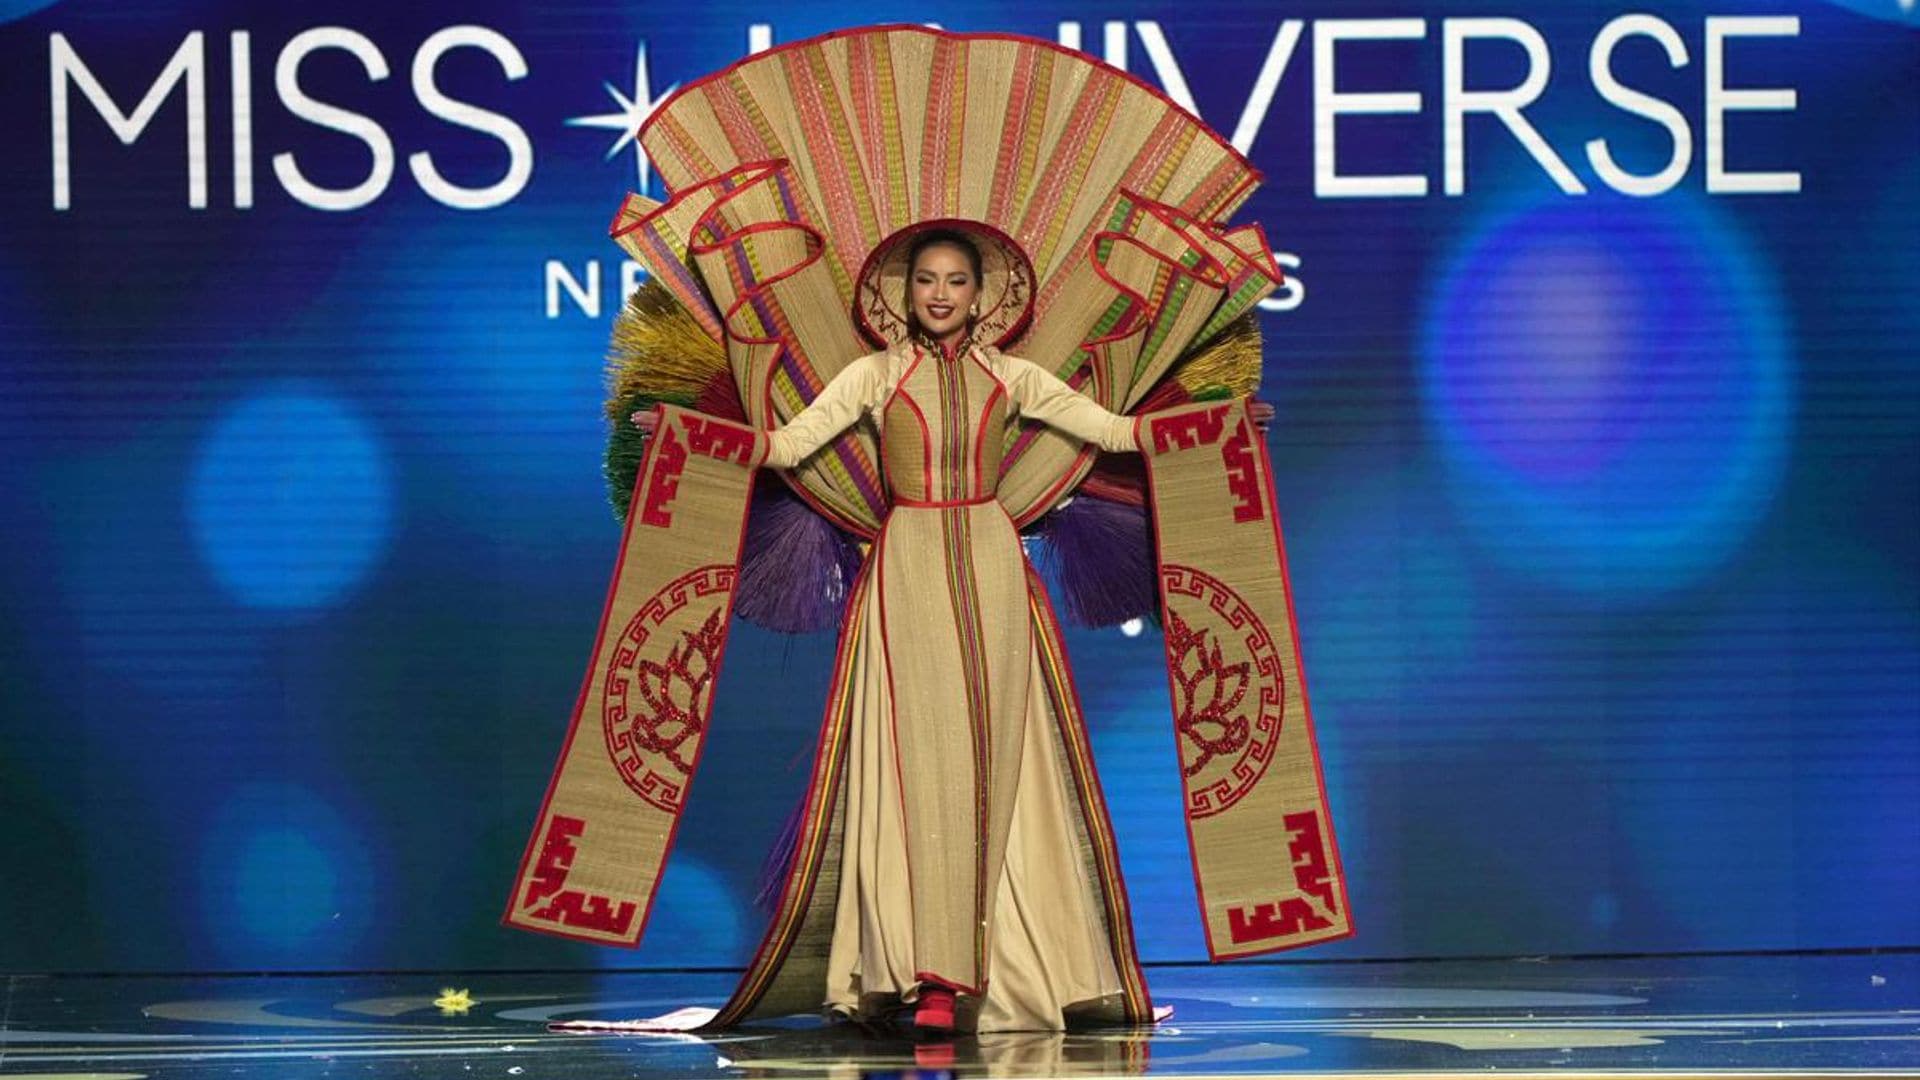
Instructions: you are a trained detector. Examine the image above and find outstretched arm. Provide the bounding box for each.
[628,355,888,468]
[997,352,1140,453]
[761,354,888,469]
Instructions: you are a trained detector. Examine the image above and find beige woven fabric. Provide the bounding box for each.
[1138,399,1352,957]
[503,406,764,947]
[511,26,1344,1033]
[714,340,1149,1031]
[620,27,1282,532]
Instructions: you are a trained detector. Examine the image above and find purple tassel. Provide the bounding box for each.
[734,481,865,634]
[1035,494,1159,627]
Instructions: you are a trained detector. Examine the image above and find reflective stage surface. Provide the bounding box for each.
[2,951,1915,1078]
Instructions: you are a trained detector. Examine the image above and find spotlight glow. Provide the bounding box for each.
[188,384,392,611]
[198,783,374,965]
[1420,196,1792,599]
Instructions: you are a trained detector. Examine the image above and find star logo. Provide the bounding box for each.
[567,41,678,194]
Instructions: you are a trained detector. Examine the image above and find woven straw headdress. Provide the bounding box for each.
[607,24,1281,543]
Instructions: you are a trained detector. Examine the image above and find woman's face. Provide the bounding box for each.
[909,243,979,344]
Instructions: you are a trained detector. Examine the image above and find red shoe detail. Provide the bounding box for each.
[913,986,956,1033]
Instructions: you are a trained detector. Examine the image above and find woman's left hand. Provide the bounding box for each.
[1250,400,1275,432]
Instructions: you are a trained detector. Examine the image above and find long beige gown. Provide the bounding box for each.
[733,340,1150,1032]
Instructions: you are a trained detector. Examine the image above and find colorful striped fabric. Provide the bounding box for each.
[622,26,1285,529]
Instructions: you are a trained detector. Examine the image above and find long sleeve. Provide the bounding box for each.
[998,352,1139,454]
[763,354,890,468]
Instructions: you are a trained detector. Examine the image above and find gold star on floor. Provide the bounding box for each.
[434,987,474,1015]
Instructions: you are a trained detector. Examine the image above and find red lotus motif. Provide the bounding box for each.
[1166,609,1252,778]
[627,608,725,776]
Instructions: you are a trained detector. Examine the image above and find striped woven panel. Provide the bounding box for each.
[615,162,889,535]
[503,406,762,946]
[1137,399,1353,958]
[704,564,1154,1027]
[627,27,1281,526]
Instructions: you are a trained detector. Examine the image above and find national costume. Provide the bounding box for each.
[504,25,1351,1033]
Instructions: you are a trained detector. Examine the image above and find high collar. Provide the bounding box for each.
[914,334,971,362]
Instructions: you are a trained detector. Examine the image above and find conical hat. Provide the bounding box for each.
[854,218,1034,349]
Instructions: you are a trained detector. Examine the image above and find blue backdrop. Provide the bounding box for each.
[1,0,1915,973]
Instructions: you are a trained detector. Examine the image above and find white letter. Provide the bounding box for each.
[1057,21,1082,52]
[49,32,206,210]
[1230,20,1304,156]
[546,259,600,318]
[1706,16,1800,194]
[272,27,394,212]
[1134,22,1198,116]
[407,26,532,211]
[231,31,253,208]
[1104,21,1127,69]
[1256,251,1304,313]
[747,24,773,55]
[1314,19,1428,198]
[621,260,648,304]
[1443,17,1583,196]
[1586,15,1691,197]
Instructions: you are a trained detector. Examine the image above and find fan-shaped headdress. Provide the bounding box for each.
[604,25,1283,628]
[514,26,1351,976]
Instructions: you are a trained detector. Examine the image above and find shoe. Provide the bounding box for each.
[912,986,956,1033]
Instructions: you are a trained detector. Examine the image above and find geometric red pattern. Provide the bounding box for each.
[519,814,639,937]
[1224,810,1340,943]
[1162,563,1284,819]
[601,564,736,813]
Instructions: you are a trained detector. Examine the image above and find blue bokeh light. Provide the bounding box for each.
[187,383,393,611]
[1420,195,1792,600]
[198,782,377,967]
[617,853,746,967]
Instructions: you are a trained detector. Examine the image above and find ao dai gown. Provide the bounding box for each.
[757,341,1146,1032]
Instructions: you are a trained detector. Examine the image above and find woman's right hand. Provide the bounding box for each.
[630,409,660,437]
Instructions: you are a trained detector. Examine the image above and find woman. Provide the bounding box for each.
[636,226,1134,1033]
[520,24,1337,1042]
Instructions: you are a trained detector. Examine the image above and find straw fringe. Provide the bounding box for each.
[602,279,744,519]
[603,277,734,423]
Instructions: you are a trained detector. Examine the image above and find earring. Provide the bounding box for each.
[969,302,979,316]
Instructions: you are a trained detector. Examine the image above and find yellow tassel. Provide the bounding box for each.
[603,277,732,420]
[1169,313,1263,398]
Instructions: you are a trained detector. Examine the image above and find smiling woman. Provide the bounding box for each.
[506,23,1348,1039]
[905,231,982,344]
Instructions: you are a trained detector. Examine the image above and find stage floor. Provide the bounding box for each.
[1,951,1914,1078]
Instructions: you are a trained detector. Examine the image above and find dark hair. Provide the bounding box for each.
[904,229,983,341]
[907,228,983,281]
